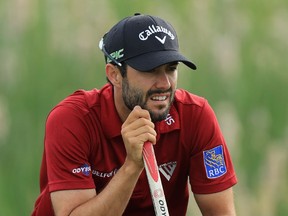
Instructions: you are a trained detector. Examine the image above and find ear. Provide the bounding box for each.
[106,63,122,87]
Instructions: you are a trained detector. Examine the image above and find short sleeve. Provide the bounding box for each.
[45,105,95,192]
[189,101,237,194]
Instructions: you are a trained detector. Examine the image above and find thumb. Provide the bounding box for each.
[133,105,141,110]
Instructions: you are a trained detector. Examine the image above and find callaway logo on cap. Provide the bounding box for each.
[99,13,197,71]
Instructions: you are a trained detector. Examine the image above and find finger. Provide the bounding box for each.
[123,106,151,126]
[123,117,155,131]
[121,118,155,140]
[127,132,157,146]
[124,125,157,144]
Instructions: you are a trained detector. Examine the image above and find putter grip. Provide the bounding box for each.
[143,141,159,182]
[143,141,170,216]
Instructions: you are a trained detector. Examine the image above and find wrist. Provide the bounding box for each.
[123,158,144,176]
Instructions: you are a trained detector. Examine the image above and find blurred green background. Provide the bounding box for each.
[1,0,288,215]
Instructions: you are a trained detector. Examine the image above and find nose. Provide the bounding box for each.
[155,70,171,90]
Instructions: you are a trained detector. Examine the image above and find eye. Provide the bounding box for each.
[169,66,177,71]
[167,62,179,72]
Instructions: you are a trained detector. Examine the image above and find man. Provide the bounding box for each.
[32,13,237,216]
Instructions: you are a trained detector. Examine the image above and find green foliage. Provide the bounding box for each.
[0,0,287,215]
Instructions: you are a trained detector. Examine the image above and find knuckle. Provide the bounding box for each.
[121,128,127,136]
[144,125,151,131]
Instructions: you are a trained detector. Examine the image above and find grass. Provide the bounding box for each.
[0,0,288,215]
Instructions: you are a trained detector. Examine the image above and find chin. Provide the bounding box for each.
[149,109,170,122]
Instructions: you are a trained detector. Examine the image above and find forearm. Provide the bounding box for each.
[194,188,236,216]
[70,160,143,216]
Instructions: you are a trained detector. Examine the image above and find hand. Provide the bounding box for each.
[121,106,157,168]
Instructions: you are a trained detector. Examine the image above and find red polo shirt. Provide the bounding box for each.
[32,83,237,216]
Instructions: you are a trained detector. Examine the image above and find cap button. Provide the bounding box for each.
[134,13,141,16]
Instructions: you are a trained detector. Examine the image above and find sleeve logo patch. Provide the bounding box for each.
[203,145,227,179]
[72,164,91,176]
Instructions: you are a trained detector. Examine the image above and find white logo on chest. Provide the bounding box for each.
[164,113,175,125]
[159,161,177,181]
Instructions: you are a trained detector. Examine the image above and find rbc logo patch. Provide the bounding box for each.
[203,145,227,179]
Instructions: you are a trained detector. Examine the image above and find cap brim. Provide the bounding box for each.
[125,50,197,72]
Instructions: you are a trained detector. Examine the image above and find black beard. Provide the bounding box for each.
[122,77,174,122]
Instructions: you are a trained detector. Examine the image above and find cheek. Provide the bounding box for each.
[134,78,154,91]
[170,74,178,87]
[174,71,178,80]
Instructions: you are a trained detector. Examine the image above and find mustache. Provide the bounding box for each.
[147,87,173,96]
